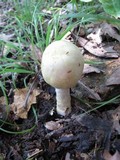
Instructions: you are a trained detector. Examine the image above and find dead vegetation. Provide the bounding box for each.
[0,0,120,160]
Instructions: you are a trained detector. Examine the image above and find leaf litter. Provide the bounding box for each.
[106,67,120,86]
[0,1,120,160]
[0,33,15,41]
[83,63,102,74]
[103,150,120,160]
[11,88,39,119]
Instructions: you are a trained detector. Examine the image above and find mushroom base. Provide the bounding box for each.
[55,88,71,116]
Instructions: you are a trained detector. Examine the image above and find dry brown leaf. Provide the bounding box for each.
[11,88,39,119]
[88,88,101,100]
[45,121,63,130]
[0,33,14,41]
[106,67,120,86]
[0,2,4,6]
[87,27,102,44]
[0,21,6,26]
[77,36,118,58]
[81,153,89,160]
[0,96,7,119]
[87,23,120,43]
[103,150,120,160]
[0,96,6,105]
[48,141,56,153]
[27,148,43,159]
[101,23,120,42]
[66,3,77,11]
[112,106,120,134]
[3,43,24,56]
[55,0,68,4]
[65,152,71,160]
[83,64,102,74]
[30,45,42,62]
[77,81,101,101]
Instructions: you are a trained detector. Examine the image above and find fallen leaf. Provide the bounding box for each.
[101,23,120,42]
[0,2,4,6]
[104,46,119,55]
[0,21,6,26]
[112,106,120,134]
[77,81,101,101]
[114,43,120,53]
[66,3,77,11]
[88,88,101,100]
[77,36,118,58]
[2,42,24,56]
[106,67,120,86]
[27,148,43,159]
[0,96,7,119]
[87,23,120,43]
[87,27,102,44]
[103,150,120,160]
[11,88,39,119]
[81,153,89,160]
[55,0,68,3]
[83,64,102,74]
[0,153,5,160]
[48,141,56,153]
[30,45,42,62]
[65,152,71,160]
[80,0,92,2]
[45,121,62,130]
[0,33,14,41]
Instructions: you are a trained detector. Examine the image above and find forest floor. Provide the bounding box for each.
[0,1,120,160]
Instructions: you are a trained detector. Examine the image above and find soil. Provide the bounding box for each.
[0,75,120,160]
[0,1,120,160]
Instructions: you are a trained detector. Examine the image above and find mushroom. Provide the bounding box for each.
[41,40,84,116]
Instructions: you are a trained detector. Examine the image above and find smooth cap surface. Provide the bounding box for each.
[41,40,84,89]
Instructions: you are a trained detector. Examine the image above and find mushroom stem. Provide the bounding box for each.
[55,88,71,116]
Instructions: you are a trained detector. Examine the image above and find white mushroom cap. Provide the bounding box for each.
[41,40,84,89]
